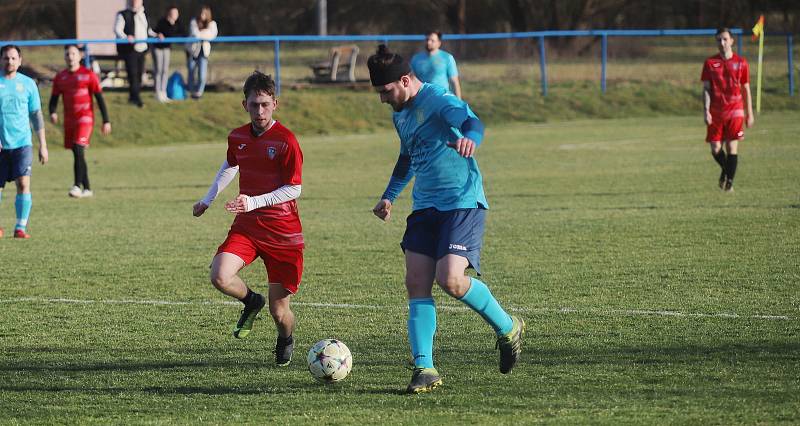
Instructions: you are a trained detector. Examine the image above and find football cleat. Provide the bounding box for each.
[718,171,727,190]
[497,316,525,374]
[81,189,94,198]
[724,179,734,193]
[13,229,31,239]
[68,186,83,198]
[233,293,265,339]
[273,336,294,367]
[406,367,442,394]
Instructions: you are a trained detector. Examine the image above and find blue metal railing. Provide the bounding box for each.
[1,29,794,97]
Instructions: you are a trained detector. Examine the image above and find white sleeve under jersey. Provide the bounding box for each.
[200,160,239,206]
[244,184,302,212]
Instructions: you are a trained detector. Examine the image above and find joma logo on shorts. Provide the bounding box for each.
[449,243,467,251]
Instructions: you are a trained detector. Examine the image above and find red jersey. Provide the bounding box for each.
[52,66,102,125]
[226,121,304,249]
[701,53,750,121]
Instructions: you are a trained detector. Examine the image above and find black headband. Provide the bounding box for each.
[368,55,411,86]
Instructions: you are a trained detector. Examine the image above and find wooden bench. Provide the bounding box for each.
[310,45,359,82]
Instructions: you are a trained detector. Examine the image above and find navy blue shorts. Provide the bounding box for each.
[401,207,486,274]
[0,146,33,188]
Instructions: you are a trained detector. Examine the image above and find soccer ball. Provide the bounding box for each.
[306,339,352,383]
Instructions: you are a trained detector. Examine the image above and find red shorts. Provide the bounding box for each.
[63,119,94,149]
[216,231,304,294]
[706,117,744,143]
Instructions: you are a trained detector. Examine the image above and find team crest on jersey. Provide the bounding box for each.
[16,83,24,92]
[267,146,277,159]
[732,63,740,70]
[416,109,425,124]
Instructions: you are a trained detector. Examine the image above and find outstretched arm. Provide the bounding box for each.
[374,154,412,221]
[194,160,238,216]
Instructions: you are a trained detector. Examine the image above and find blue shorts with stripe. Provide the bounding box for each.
[400,207,486,274]
[0,145,33,188]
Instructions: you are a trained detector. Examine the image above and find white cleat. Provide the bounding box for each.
[81,189,94,198]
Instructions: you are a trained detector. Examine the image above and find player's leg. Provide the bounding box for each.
[12,147,33,238]
[0,150,9,237]
[76,123,93,196]
[709,141,726,189]
[264,247,302,366]
[211,235,265,339]
[435,208,524,374]
[723,122,741,192]
[405,249,441,393]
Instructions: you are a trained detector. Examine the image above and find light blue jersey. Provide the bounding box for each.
[410,50,458,93]
[385,83,487,212]
[0,73,40,150]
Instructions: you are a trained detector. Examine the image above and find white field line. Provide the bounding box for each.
[0,297,791,321]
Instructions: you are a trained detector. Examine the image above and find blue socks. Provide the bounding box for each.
[408,298,436,369]
[15,193,32,231]
[459,277,514,335]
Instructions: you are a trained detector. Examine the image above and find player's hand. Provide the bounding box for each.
[447,137,477,158]
[225,194,251,214]
[50,113,58,124]
[746,114,754,128]
[158,33,165,40]
[101,122,112,135]
[372,199,392,221]
[704,111,712,126]
[193,201,209,217]
[38,145,48,165]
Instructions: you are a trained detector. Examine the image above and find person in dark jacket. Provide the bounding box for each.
[152,5,182,102]
[113,0,156,107]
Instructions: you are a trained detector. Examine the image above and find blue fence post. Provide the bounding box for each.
[538,35,547,96]
[788,34,795,96]
[274,39,281,96]
[601,33,607,93]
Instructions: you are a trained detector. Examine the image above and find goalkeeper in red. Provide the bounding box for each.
[701,27,754,192]
[49,45,111,198]
[193,71,303,367]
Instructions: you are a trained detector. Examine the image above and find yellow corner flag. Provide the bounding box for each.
[752,15,765,113]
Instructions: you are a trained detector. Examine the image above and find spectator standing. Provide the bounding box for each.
[152,5,182,103]
[186,5,218,99]
[114,0,156,107]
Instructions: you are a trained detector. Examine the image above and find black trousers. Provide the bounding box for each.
[123,50,146,103]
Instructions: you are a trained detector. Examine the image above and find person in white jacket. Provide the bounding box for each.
[186,5,218,99]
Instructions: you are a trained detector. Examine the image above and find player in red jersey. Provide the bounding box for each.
[701,27,754,192]
[49,45,111,198]
[193,71,304,366]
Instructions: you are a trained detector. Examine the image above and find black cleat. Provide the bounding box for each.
[406,368,442,394]
[497,316,525,374]
[233,293,265,339]
[274,336,294,367]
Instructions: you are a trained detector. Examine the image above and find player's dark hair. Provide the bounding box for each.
[166,4,178,12]
[1,44,21,57]
[367,44,411,86]
[64,44,82,52]
[715,27,732,37]
[243,71,276,98]
[426,30,443,41]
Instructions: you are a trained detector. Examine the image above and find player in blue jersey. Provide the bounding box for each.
[409,30,462,98]
[367,45,524,394]
[0,45,48,239]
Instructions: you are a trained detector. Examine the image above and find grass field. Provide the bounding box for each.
[0,112,799,424]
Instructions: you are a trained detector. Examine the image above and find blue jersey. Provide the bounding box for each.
[410,50,459,93]
[387,83,487,212]
[0,73,40,150]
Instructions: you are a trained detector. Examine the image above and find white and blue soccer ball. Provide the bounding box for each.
[307,339,352,383]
